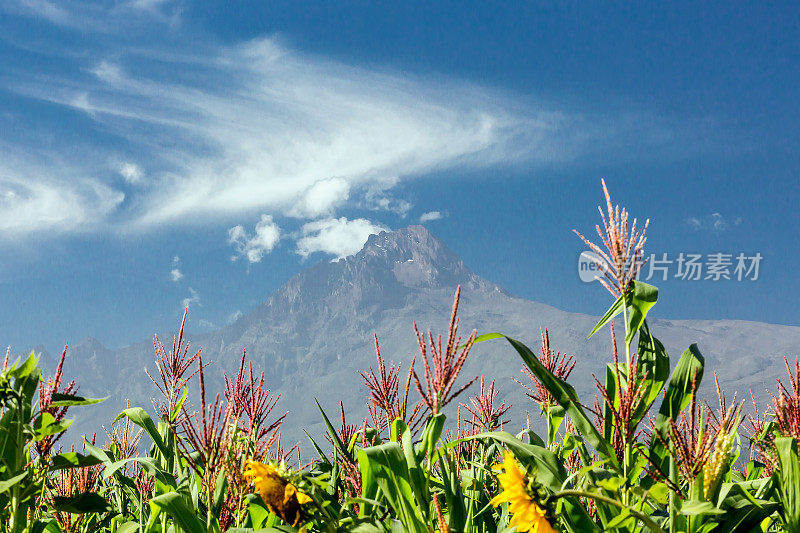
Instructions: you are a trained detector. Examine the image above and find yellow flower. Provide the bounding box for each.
[243,461,312,526]
[490,451,556,533]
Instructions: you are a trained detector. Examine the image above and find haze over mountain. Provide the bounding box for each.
[35,225,799,452]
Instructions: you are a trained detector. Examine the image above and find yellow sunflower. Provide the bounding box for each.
[490,451,556,533]
[243,460,312,526]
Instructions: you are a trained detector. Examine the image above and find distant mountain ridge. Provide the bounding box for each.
[32,225,800,451]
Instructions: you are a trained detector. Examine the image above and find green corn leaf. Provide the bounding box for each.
[602,364,618,443]
[468,332,505,347]
[10,352,39,379]
[357,443,427,533]
[417,412,445,458]
[147,492,206,533]
[680,500,725,516]
[170,385,188,423]
[113,407,170,459]
[316,399,350,461]
[587,281,658,344]
[596,476,625,493]
[0,471,27,493]
[624,281,658,345]
[517,428,546,448]
[647,482,670,506]
[399,419,428,517]
[114,523,140,533]
[588,293,625,338]
[304,431,332,466]
[33,412,72,440]
[604,508,633,529]
[438,454,467,531]
[632,321,670,424]
[775,437,800,531]
[52,492,112,514]
[49,392,106,407]
[30,519,63,533]
[246,493,271,529]
[546,404,566,447]
[501,335,621,471]
[82,438,112,463]
[650,344,705,473]
[714,482,779,533]
[654,343,705,426]
[744,460,765,481]
[212,468,228,516]
[50,452,104,470]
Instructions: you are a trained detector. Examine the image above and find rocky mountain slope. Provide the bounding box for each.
[41,225,800,452]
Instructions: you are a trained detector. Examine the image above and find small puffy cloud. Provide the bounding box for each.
[419,211,443,223]
[227,310,243,324]
[119,162,143,184]
[93,61,125,85]
[363,177,412,216]
[181,287,200,309]
[289,177,350,218]
[296,217,388,259]
[228,214,281,263]
[169,256,183,281]
[686,213,738,233]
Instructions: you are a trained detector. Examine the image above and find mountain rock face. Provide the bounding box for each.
[50,225,800,452]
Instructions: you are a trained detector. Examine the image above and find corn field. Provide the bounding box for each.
[1,182,798,533]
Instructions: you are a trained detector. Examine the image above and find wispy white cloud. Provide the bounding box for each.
[5,37,554,236]
[686,212,740,233]
[0,153,124,237]
[296,217,388,259]
[227,309,243,324]
[9,0,73,26]
[228,214,281,263]
[362,177,412,217]
[181,287,200,309]
[120,39,539,228]
[419,211,444,223]
[3,0,181,30]
[119,162,143,184]
[1,25,707,244]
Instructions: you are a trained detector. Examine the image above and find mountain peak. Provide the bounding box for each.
[359,225,458,269]
[255,226,497,326]
[363,224,437,249]
[350,225,487,290]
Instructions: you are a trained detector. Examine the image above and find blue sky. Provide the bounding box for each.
[1,1,799,354]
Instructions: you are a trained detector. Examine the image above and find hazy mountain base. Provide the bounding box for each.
[34,225,797,455]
